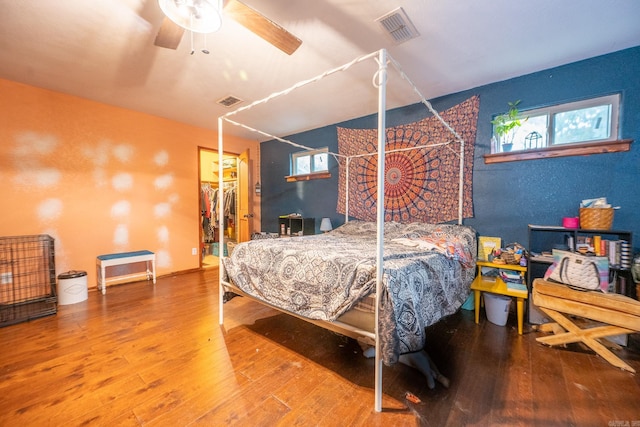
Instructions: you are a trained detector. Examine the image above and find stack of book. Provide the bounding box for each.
[578,236,630,268]
[501,270,526,291]
[480,266,500,281]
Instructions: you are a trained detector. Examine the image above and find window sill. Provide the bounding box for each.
[285,172,331,182]
[483,139,633,164]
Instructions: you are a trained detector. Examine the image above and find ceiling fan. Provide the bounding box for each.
[154,0,302,55]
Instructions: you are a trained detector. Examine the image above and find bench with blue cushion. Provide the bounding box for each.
[96,250,156,295]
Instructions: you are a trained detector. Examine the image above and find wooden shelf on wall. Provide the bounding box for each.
[483,139,632,164]
[285,172,331,182]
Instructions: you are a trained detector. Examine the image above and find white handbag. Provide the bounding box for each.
[545,250,609,292]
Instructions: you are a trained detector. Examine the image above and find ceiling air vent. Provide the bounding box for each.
[376,7,419,44]
[217,95,243,108]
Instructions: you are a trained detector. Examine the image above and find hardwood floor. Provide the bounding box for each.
[1,269,638,426]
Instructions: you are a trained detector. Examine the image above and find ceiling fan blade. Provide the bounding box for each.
[154,16,185,49]
[224,0,302,55]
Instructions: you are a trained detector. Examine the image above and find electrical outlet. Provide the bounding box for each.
[1,272,12,285]
[191,247,198,256]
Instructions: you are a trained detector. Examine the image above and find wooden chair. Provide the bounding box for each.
[532,278,640,373]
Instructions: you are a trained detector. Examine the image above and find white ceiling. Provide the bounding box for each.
[1,0,639,141]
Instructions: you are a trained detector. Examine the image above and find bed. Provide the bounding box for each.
[222,220,476,366]
[217,49,476,412]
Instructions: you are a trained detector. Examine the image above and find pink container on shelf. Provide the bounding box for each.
[562,217,579,228]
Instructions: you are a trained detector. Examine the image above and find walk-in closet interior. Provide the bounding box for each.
[199,148,239,268]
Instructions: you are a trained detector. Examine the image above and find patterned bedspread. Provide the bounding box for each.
[222,221,476,365]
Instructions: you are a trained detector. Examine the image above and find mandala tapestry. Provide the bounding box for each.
[336,95,478,223]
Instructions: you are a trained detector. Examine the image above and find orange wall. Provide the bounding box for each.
[0,78,259,289]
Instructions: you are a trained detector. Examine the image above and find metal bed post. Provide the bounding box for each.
[218,116,226,326]
[374,48,387,413]
[458,137,465,225]
[344,156,350,223]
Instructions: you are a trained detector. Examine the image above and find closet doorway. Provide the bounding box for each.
[199,148,251,268]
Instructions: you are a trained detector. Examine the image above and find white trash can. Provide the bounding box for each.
[484,293,511,326]
[57,270,88,305]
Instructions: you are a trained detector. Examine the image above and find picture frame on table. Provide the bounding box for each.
[478,236,502,261]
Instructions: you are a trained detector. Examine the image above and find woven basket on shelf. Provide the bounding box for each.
[500,251,521,265]
[500,243,526,265]
[579,207,614,230]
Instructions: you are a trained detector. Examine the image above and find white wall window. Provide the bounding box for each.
[491,94,620,154]
[291,148,329,176]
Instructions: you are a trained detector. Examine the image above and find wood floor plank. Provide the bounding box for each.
[130,347,243,424]
[443,321,509,425]
[90,373,148,407]
[277,375,358,424]
[491,333,535,426]
[559,347,618,425]
[530,337,577,426]
[270,360,330,408]
[0,269,638,426]
[0,349,130,414]
[239,395,291,425]
[193,363,299,425]
[145,369,253,426]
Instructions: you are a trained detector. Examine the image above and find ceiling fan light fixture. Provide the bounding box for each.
[158,0,222,33]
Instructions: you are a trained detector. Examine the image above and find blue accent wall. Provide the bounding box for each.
[261,46,640,249]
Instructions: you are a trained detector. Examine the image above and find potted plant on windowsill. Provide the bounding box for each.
[491,100,527,152]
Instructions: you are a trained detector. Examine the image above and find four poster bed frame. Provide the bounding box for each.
[217,49,468,412]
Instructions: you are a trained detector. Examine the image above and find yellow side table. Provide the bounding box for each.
[470,260,528,334]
